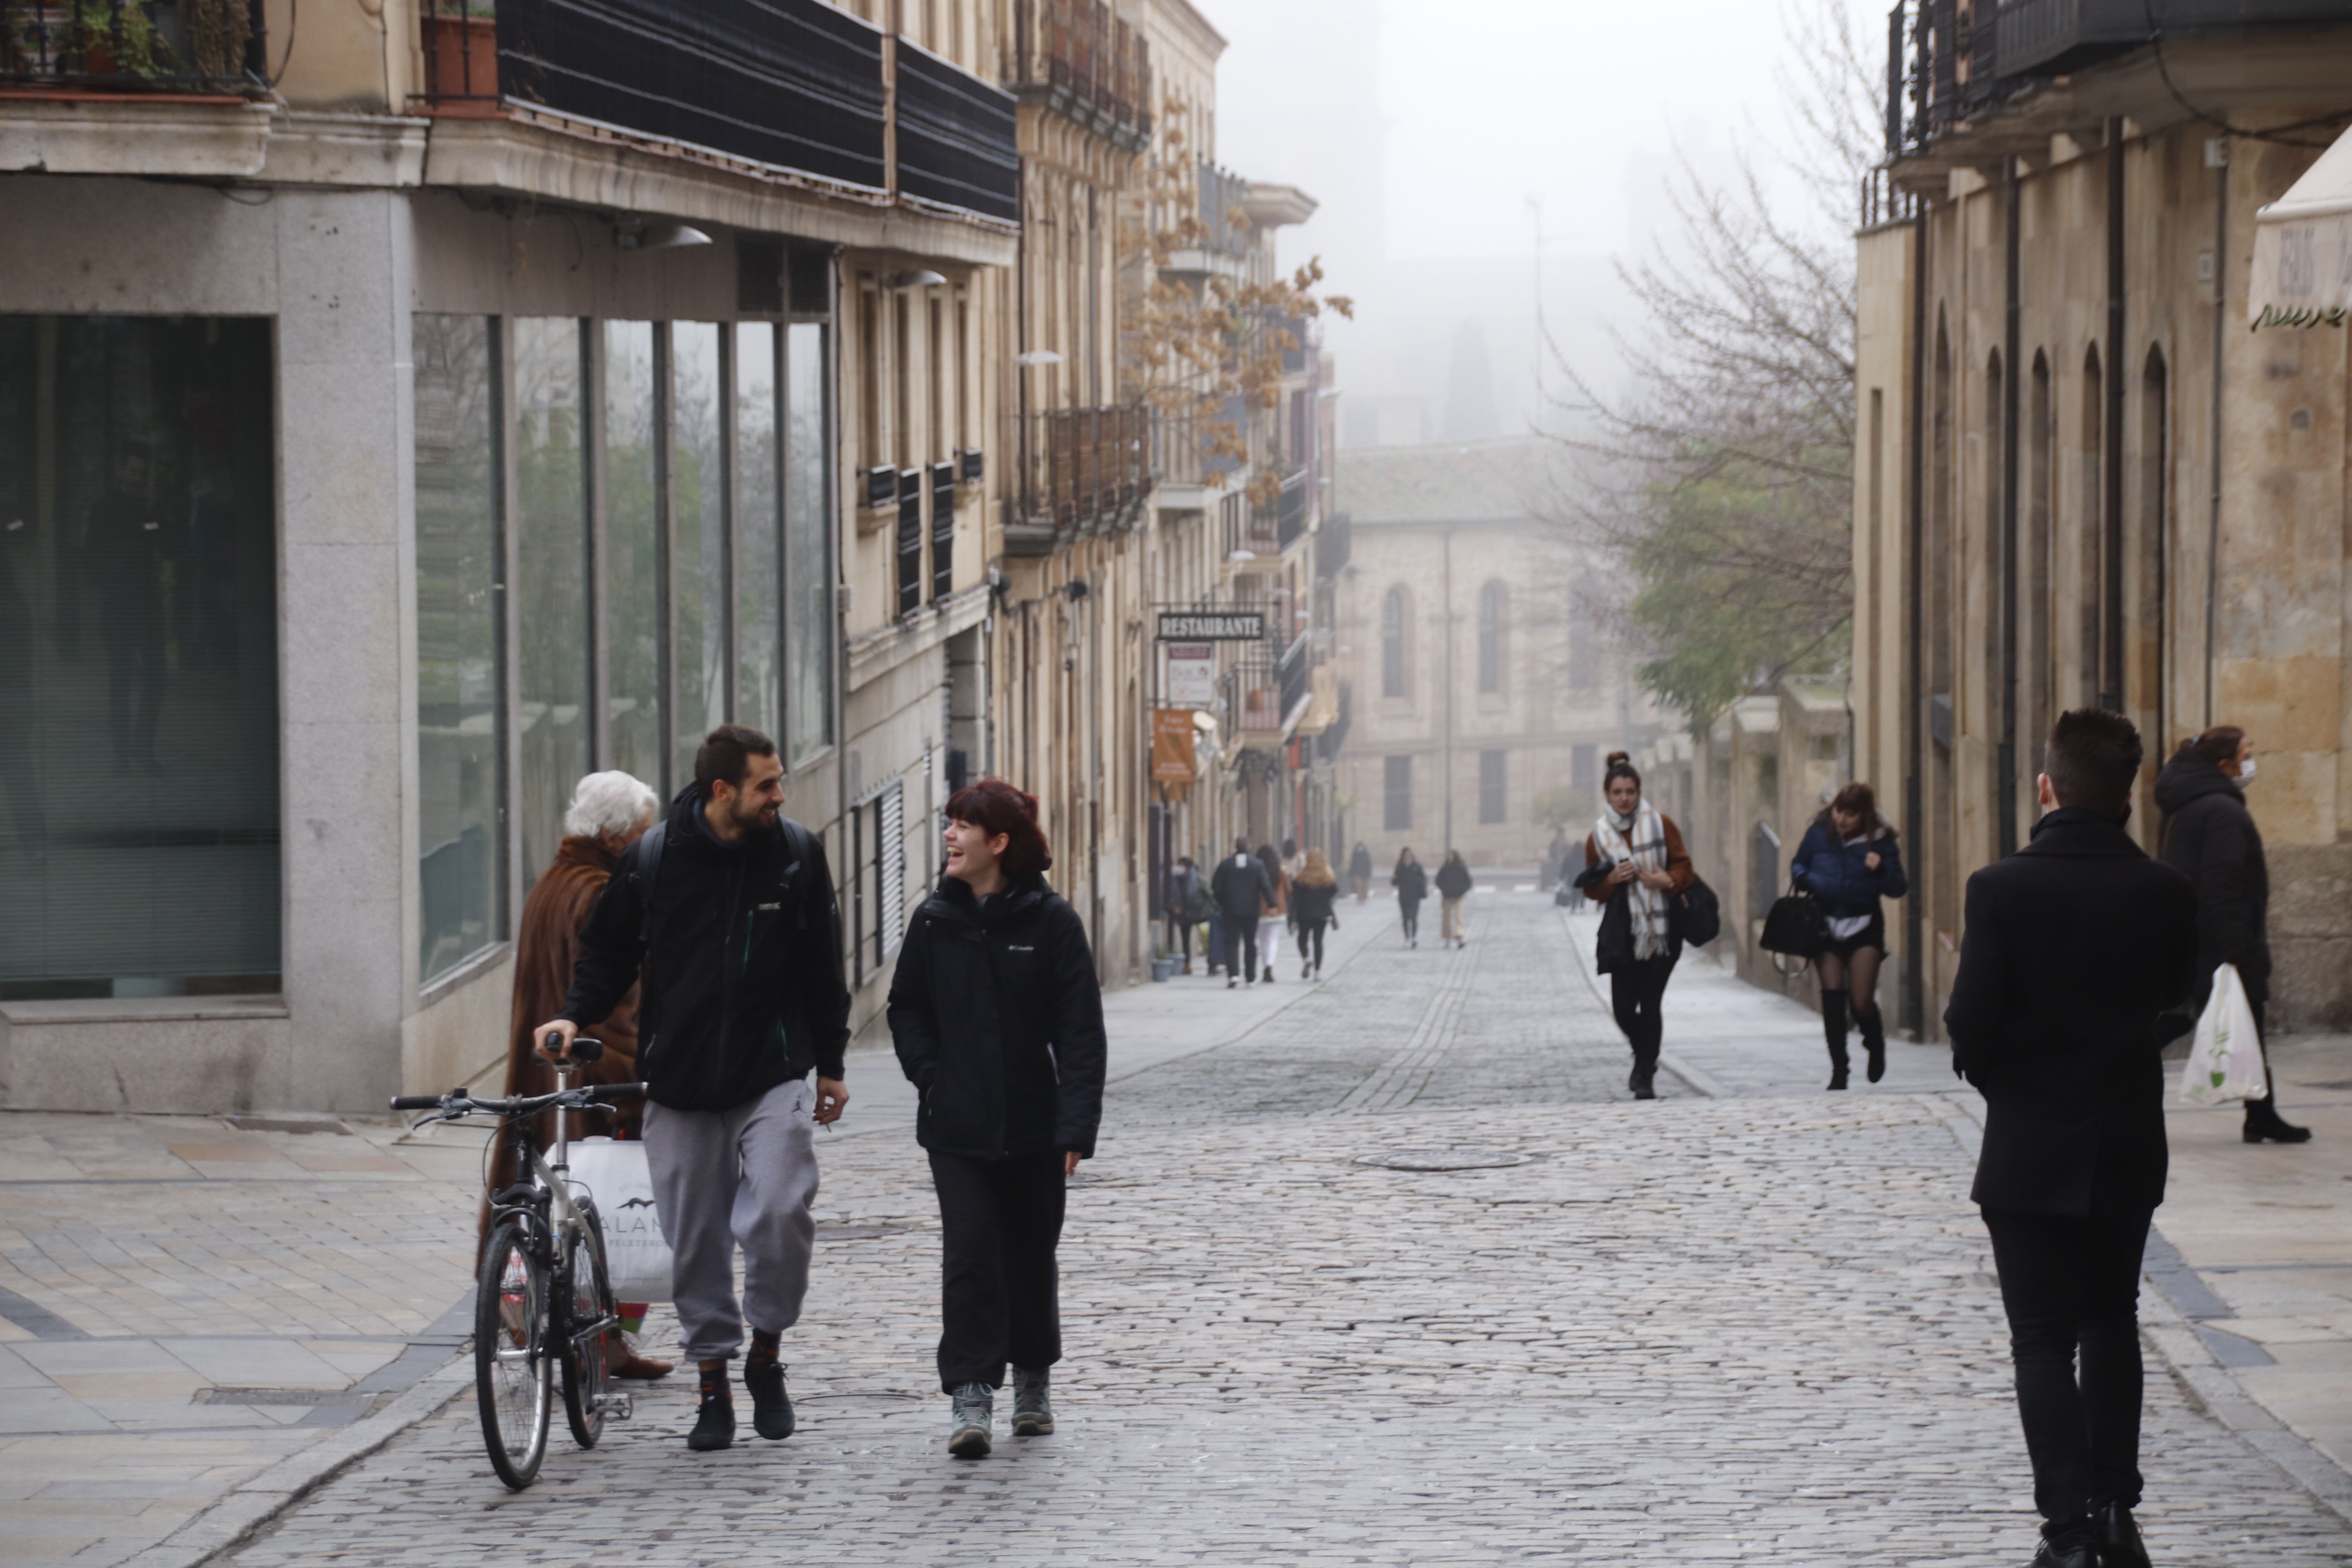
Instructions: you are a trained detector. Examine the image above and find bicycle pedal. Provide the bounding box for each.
[597,1392,633,1420]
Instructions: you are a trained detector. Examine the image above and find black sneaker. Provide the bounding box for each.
[2096,1504,2150,1568]
[744,1354,794,1441]
[687,1389,736,1452]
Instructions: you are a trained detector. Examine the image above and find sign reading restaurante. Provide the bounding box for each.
[1156,611,1264,641]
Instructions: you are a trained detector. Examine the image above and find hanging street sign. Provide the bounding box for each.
[1165,642,1215,706]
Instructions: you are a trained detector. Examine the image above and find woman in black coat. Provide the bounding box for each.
[2155,727,2310,1143]
[1391,847,1428,947]
[888,779,1107,1459]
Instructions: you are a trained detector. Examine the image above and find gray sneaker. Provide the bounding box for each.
[948,1382,993,1459]
[1010,1366,1053,1436]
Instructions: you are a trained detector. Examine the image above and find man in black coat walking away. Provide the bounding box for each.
[2154,726,2311,1144]
[1210,837,1273,987]
[1945,709,2198,1568]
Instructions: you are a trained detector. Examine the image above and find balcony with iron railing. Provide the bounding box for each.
[408,0,1018,224]
[1004,0,1149,152]
[1223,488,1279,562]
[2,0,267,95]
[1885,0,2352,160]
[1003,402,1153,556]
[1218,649,1285,750]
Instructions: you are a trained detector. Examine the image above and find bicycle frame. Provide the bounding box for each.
[493,1067,619,1350]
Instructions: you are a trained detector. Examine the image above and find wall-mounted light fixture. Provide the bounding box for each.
[1014,349,1064,366]
[615,221,713,251]
[885,269,949,289]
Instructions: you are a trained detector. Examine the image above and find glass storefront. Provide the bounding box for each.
[603,320,664,799]
[671,323,729,786]
[734,324,782,739]
[513,317,592,893]
[0,316,281,1000]
[786,321,833,766]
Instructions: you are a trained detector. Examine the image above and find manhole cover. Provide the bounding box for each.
[1354,1147,1531,1172]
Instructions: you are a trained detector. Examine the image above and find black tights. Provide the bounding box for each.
[1296,918,1327,969]
[1608,953,1677,1065]
[1981,1207,2152,1526]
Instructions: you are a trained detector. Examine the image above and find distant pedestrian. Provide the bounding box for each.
[1435,850,1473,947]
[1944,708,2198,1568]
[1281,837,1303,886]
[1540,828,1570,893]
[1392,847,1428,947]
[1579,751,1694,1100]
[2155,727,2311,1144]
[494,770,671,1381]
[1168,855,1201,976]
[1789,782,1908,1091]
[1255,843,1289,984]
[540,725,851,1454]
[889,779,1105,1460]
[1211,837,1274,987]
[1290,848,1339,978]
[1348,841,1373,903]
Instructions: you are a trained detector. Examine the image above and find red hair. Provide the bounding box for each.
[946,778,1053,877]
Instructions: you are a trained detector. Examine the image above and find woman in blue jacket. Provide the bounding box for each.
[1789,781,1908,1089]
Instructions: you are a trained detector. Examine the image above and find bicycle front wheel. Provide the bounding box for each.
[475,1218,552,1490]
[557,1198,613,1449]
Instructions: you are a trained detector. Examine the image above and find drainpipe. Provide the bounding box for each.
[1902,200,1927,1039]
[1998,158,2021,857]
[2102,119,2125,712]
[2205,136,2229,730]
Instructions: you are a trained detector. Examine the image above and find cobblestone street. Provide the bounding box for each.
[189,888,2350,1566]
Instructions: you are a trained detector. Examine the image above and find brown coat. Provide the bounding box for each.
[485,837,646,1221]
[1582,815,1696,900]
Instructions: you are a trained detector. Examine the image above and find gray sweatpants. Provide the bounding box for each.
[641,1077,818,1363]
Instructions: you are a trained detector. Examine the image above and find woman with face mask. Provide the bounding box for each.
[2155,727,2311,1144]
[1578,752,1695,1100]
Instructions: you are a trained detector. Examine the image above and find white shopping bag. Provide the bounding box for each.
[565,1137,673,1303]
[2180,962,2268,1107]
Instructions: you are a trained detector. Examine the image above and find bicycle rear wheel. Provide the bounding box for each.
[475,1218,552,1490]
[557,1199,613,1448]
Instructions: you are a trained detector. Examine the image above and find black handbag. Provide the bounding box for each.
[1759,885,1829,958]
[1670,875,1720,947]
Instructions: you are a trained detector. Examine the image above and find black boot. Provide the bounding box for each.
[688,1363,736,1452]
[2243,1096,2312,1144]
[1859,1008,1887,1084]
[2095,1503,2150,1568]
[2025,1519,2098,1568]
[744,1332,793,1441]
[1822,989,1850,1091]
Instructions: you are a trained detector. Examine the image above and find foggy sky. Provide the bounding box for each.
[1199,0,1877,439]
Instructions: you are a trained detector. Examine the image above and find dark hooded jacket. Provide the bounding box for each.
[887,873,1107,1159]
[1789,811,1909,919]
[1435,858,1473,899]
[1210,850,1274,922]
[2154,751,2271,1008]
[560,786,849,1112]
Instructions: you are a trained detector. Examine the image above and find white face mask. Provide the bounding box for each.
[2236,757,2257,784]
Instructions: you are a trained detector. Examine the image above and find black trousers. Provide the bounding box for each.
[1980,1206,2153,1525]
[1169,913,1194,962]
[1398,898,1421,940]
[1222,913,1261,980]
[1609,952,1677,1065]
[1295,916,1327,969]
[929,1150,1067,1393]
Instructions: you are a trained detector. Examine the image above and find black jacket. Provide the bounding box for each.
[1210,851,1274,921]
[1942,808,2198,1216]
[888,874,1107,1159]
[1349,844,1373,879]
[561,788,849,1112]
[1290,878,1338,926]
[1392,860,1428,906]
[2153,753,2271,1008]
[1435,860,1473,898]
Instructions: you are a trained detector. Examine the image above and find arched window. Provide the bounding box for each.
[1381,586,1408,698]
[1476,581,1506,694]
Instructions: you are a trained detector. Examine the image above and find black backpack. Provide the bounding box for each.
[630,815,818,948]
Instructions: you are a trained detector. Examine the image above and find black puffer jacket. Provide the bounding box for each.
[2154,752,2271,1007]
[887,874,1107,1158]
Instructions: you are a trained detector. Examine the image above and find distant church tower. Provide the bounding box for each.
[1440,318,1499,441]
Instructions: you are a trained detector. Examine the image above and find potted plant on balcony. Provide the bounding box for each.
[64,0,166,79]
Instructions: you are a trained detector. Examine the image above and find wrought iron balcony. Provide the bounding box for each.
[1004,0,1149,152]
[1004,402,1153,556]
[2,0,266,94]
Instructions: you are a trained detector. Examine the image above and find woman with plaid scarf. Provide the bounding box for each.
[1579,751,1695,1100]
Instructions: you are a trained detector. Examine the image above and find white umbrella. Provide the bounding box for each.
[2248,123,2352,330]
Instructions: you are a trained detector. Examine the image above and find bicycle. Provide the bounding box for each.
[392,1037,641,1490]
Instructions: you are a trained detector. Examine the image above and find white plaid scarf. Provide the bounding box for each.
[1595,802,1671,961]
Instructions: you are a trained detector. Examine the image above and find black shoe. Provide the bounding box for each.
[1863,1025,1886,1084]
[687,1389,736,1452]
[2096,1504,2150,1568]
[2244,1099,2313,1144]
[744,1354,793,1441]
[2025,1521,2098,1568]
[1629,1062,1658,1100]
[1828,1061,1849,1092]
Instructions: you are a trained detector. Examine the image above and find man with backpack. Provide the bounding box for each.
[538,724,850,1455]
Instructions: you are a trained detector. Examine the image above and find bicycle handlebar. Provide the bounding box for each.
[389,1095,446,1111]
[388,1083,651,1121]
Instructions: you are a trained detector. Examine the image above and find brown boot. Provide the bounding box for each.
[608,1332,674,1379]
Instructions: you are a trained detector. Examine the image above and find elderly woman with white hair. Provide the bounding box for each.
[490,770,672,1379]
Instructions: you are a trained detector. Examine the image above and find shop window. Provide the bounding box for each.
[672,322,728,784]
[735,323,782,739]
[786,321,834,763]
[514,317,592,889]
[0,316,281,999]
[604,320,664,795]
[414,314,507,985]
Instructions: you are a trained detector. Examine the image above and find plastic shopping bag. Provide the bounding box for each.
[2180,962,2268,1106]
[566,1137,673,1303]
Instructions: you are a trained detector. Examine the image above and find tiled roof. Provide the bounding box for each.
[1334,436,1567,526]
